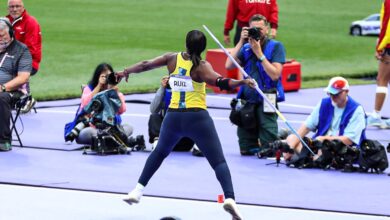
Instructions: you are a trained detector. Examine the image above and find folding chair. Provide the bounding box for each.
[10,94,30,147]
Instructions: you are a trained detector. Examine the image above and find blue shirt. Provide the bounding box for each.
[305,100,366,144]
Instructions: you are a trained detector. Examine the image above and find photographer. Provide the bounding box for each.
[282,77,366,162]
[0,17,31,152]
[225,14,286,155]
[148,76,203,156]
[65,63,133,145]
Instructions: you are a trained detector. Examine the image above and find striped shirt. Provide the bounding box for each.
[0,40,32,85]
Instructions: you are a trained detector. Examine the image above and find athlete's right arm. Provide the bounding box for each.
[197,61,256,90]
[117,52,175,82]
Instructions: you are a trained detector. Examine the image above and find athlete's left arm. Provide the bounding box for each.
[197,61,256,90]
[117,52,175,82]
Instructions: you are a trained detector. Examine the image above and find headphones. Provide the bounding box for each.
[0,18,14,38]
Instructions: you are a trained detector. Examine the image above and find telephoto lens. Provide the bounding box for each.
[65,120,87,142]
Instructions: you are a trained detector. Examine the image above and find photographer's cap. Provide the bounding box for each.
[324,76,349,95]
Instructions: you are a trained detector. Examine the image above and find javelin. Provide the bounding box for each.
[202,25,315,156]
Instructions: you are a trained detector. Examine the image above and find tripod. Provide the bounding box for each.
[266,150,285,167]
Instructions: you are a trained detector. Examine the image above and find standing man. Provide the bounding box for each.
[224,0,279,46]
[226,14,286,155]
[7,0,41,113]
[0,17,32,151]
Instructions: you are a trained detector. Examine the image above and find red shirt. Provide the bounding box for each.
[7,10,42,71]
[224,0,279,35]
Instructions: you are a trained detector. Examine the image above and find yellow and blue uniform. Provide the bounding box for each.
[138,53,235,200]
[169,53,206,110]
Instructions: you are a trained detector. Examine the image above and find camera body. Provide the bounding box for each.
[247,27,261,41]
[106,72,119,85]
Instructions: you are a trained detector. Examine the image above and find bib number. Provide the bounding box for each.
[169,75,194,92]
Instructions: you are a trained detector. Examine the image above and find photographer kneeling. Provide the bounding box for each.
[65,63,133,145]
[279,77,366,166]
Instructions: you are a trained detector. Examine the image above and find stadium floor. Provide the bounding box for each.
[0,84,389,219]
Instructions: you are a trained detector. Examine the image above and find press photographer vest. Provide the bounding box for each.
[314,97,366,146]
[237,39,285,103]
[168,53,206,110]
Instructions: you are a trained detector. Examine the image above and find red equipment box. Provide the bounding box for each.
[281,59,301,92]
[205,48,240,94]
[205,49,301,93]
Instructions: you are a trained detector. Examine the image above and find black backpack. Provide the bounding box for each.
[358,139,389,173]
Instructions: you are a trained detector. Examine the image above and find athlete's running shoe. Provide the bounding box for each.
[223,198,243,220]
[123,188,143,205]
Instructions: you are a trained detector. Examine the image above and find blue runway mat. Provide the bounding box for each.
[2,84,390,216]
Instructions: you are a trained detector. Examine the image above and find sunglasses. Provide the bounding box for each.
[328,90,345,98]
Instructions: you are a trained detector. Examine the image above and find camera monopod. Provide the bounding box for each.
[202,25,315,157]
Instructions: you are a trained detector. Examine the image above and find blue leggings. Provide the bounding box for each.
[138,109,235,199]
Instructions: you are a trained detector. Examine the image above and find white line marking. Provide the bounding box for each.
[37,109,304,124]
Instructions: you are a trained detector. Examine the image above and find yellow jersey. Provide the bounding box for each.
[168,53,206,110]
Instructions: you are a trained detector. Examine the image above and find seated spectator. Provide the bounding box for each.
[280,77,366,161]
[64,63,133,145]
[148,76,203,156]
[0,17,31,151]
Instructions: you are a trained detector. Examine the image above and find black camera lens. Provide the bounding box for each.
[107,72,119,85]
[247,27,261,41]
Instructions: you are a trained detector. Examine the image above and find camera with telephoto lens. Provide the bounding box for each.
[257,140,293,158]
[106,72,119,85]
[128,135,146,151]
[65,119,89,142]
[247,27,261,41]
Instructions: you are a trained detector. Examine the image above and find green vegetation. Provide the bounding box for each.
[0,0,381,100]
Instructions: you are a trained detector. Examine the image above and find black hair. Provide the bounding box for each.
[88,62,114,88]
[186,30,206,71]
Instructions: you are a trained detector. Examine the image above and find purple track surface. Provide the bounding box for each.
[1,84,389,216]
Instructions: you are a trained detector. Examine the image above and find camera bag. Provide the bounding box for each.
[358,139,388,173]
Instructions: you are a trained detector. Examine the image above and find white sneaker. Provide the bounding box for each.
[380,119,390,129]
[367,114,384,127]
[123,188,143,205]
[152,138,158,149]
[223,198,243,220]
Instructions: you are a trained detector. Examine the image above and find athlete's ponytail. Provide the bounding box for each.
[186,30,206,70]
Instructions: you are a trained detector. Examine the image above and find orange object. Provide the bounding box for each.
[217,194,224,203]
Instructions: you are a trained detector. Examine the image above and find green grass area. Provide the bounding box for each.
[0,0,382,100]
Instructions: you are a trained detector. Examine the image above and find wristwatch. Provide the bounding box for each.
[1,84,6,92]
[259,55,266,62]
